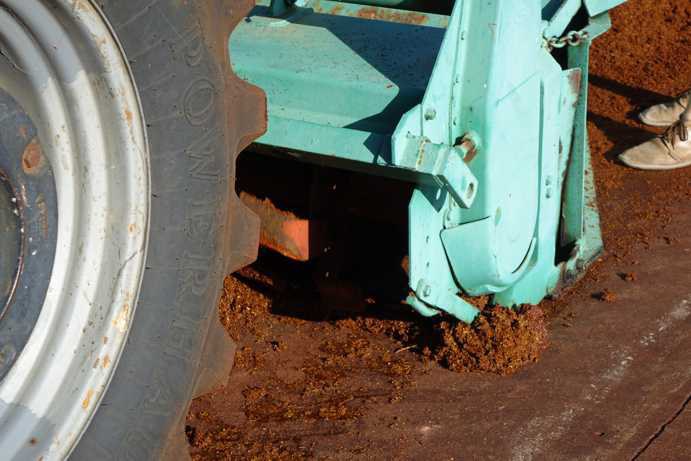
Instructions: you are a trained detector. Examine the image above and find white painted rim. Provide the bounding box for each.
[0,1,149,459]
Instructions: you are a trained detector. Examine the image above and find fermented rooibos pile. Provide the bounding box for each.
[432,307,548,375]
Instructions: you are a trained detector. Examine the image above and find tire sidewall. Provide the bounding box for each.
[72,2,234,459]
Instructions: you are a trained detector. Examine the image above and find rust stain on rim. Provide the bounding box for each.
[21,138,45,175]
[124,108,133,126]
[81,389,95,410]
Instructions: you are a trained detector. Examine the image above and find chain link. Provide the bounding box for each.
[545,29,590,51]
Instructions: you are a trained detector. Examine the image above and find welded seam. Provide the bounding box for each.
[630,392,691,460]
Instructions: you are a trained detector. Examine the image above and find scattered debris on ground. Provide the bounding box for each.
[619,272,637,282]
[187,268,547,460]
[593,289,618,303]
[188,269,422,460]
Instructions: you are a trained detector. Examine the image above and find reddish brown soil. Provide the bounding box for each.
[187,1,691,459]
[187,265,422,460]
[430,307,548,375]
[588,0,691,263]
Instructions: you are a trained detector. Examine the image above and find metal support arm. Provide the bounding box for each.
[395,134,479,209]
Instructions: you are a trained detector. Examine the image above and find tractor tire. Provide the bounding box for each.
[0,1,264,460]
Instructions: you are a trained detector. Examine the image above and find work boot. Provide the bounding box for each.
[639,89,689,127]
[619,119,691,170]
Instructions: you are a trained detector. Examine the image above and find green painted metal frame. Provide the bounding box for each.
[230,0,625,322]
[232,0,448,171]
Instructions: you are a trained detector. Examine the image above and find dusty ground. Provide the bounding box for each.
[187,1,691,459]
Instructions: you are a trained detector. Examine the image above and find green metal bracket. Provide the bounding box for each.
[230,0,625,323]
[395,134,479,209]
[495,12,612,306]
[394,0,546,320]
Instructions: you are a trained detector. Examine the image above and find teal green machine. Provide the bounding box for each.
[231,0,625,322]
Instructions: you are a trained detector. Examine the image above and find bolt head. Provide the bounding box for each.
[424,108,437,121]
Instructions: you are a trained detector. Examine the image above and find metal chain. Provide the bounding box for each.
[545,29,590,51]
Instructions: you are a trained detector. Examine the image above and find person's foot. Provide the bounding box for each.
[619,120,691,170]
[639,90,689,127]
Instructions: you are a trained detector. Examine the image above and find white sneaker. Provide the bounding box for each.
[639,90,689,127]
[619,120,691,170]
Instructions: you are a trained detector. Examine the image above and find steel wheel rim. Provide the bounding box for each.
[0,1,149,458]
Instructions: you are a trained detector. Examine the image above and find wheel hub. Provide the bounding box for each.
[0,169,20,316]
[0,88,57,381]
